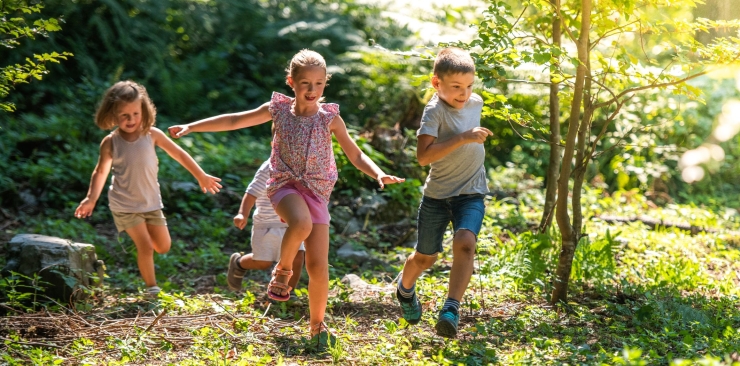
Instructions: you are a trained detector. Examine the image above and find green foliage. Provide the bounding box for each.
[0,0,71,112]
[0,271,52,314]
[2,0,414,119]
[571,230,617,286]
[460,0,740,206]
[0,0,423,219]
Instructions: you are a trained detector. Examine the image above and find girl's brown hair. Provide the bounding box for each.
[285,49,331,83]
[94,80,157,132]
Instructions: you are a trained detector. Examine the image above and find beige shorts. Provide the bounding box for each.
[111,210,167,232]
[251,226,305,262]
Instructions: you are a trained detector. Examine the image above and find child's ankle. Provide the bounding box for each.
[397,281,416,300]
[235,255,248,271]
[310,321,328,335]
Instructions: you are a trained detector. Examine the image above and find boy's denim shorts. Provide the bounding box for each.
[415,194,486,255]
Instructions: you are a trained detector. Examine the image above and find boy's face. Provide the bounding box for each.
[432,72,475,109]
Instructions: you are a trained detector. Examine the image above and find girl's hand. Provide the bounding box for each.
[168,125,190,138]
[198,174,223,194]
[377,174,406,189]
[233,214,247,230]
[74,198,96,219]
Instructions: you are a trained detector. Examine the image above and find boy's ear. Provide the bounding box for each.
[431,75,440,90]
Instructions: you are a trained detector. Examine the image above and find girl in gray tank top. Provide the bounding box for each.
[74,81,223,297]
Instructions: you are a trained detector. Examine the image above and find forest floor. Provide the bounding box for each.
[3,185,740,365]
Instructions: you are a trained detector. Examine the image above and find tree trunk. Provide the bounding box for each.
[538,0,562,233]
[551,0,591,305]
[694,0,738,44]
[572,52,593,236]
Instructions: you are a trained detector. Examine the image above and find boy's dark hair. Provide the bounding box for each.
[433,47,475,79]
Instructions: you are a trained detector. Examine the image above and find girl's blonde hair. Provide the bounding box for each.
[285,49,331,83]
[95,80,157,132]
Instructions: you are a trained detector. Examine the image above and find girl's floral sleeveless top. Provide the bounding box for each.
[266,92,339,203]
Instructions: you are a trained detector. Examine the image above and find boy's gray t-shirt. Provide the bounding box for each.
[417,93,488,199]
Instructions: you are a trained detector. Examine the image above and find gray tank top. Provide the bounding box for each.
[107,130,162,213]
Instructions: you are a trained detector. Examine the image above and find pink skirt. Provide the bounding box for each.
[270,181,330,225]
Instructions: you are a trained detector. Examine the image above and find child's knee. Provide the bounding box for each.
[153,240,171,254]
[412,252,438,268]
[305,260,328,278]
[453,230,477,254]
[291,218,313,235]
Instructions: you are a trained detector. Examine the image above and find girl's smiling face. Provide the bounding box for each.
[288,65,327,105]
[115,100,143,135]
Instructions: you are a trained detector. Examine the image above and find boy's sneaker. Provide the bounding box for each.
[435,307,459,338]
[145,285,161,299]
[227,253,246,291]
[396,289,422,325]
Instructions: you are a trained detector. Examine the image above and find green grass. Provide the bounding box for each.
[2,172,740,365]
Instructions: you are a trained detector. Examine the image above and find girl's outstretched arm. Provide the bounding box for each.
[151,127,223,194]
[168,102,272,138]
[330,115,405,189]
[75,136,114,218]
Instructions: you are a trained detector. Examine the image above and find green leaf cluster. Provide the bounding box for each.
[0,1,71,112]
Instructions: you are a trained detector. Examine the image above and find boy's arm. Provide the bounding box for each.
[234,193,257,230]
[417,127,493,166]
[168,102,272,138]
[151,128,223,194]
[75,136,114,218]
[330,115,405,189]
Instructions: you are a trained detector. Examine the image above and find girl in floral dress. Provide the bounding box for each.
[168,49,404,347]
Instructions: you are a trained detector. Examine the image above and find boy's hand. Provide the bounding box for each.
[198,174,223,194]
[168,125,191,138]
[74,198,96,219]
[233,214,247,230]
[377,174,406,189]
[463,127,493,144]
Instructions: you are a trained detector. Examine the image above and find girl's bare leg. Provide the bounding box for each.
[125,223,158,287]
[289,250,306,290]
[303,224,329,334]
[273,194,312,297]
[146,224,171,254]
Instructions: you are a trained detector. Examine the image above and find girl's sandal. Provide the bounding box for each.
[267,267,293,301]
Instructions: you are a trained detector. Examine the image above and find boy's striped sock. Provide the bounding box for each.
[442,297,460,313]
[397,281,415,301]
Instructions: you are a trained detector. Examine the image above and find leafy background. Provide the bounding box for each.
[2,0,740,364]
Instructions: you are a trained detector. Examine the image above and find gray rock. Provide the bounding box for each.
[336,242,370,263]
[330,206,363,235]
[355,193,388,216]
[342,218,363,235]
[3,234,104,302]
[340,273,383,291]
[405,230,418,247]
[330,205,352,226]
[19,189,38,208]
